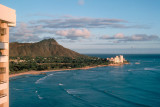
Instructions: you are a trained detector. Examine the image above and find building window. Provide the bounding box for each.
[0,28,6,36]
[0,67,6,74]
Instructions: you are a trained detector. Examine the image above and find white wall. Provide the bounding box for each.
[0,56,8,62]
[0,82,7,90]
[0,95,7,105]
[0,42,8,50]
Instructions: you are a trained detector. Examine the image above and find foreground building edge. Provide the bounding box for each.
[0,4,16,107]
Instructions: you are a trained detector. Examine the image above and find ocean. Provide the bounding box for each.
[10,54,160,107]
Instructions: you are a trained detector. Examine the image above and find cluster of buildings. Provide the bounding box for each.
[107,55,126,63]
[0,4,16,107]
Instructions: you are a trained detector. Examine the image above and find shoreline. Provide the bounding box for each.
[9,63,126,78]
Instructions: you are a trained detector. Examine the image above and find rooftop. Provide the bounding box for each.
[0,4,16,27]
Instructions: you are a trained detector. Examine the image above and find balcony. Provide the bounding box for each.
[0,71,5,74]
[0,28,6,36]
[0,67,6,74]
[0,81,7,90]
[0,94,7,105]
[0,56,8,62]
[0,4,16,27]
[0,42,8,50]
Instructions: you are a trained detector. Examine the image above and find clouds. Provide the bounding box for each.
[10,22,91,42]
[126,34,159,41]
[101,33,159,42]
[78,0,84,5]
[10,15,152,43]
[30,17,147,29]
[56,28,91,40]
[101,33,124,39]
[10,22,55,42]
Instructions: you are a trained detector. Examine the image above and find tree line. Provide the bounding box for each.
[9,56,109,74]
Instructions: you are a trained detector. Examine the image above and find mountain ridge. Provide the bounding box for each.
[9,38,86,58]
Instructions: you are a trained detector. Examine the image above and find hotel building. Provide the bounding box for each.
[0,4,16,107]
[107,55,126,63]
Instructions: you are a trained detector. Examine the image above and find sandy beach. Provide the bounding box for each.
[9,63,126,78]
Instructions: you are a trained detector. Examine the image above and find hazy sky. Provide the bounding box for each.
[1,0,160,54]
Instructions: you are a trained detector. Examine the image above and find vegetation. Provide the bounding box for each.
[9,56,109,74]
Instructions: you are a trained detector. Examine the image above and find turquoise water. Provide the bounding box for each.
[10,54,160,107]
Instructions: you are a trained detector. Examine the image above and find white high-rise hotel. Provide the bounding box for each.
[107,55,126,63]
[0,4,16,107]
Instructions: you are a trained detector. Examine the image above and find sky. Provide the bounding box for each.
[1,0,160,54]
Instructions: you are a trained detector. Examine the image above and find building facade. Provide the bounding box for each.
[0,4,16,107]
[107,55,126,63]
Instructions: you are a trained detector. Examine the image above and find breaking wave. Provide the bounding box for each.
[13,88,22,91]
[35,90,43,100]
[135,62,140,64]
[63,88,97,107]
[144,68,157,71]
[38,95,43,99]
[35,73,54,84]
[59,83,64,86]
[128,69,132,71]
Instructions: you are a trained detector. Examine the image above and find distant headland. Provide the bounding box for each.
[9,39,129,78]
